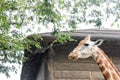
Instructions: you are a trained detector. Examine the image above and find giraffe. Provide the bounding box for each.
[68,35,120,80]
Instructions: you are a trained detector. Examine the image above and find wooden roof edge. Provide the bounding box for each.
[26,29,120,43]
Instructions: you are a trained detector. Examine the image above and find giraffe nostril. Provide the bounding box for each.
[69,55,78,60]
[71,56,75,59]
[68,54,74,59]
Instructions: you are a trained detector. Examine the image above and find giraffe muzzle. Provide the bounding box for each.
[68,52,78,60]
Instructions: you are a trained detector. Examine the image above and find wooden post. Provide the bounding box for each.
[36,53,46,80]
[35,47,55,80]
[36,61,45,80]
[46,47,55,80]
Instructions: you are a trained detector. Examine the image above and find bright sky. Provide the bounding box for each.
[0,64,22,80]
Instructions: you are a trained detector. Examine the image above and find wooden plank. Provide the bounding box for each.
[54,62,100,71]
[55,71,104,80]
[91,71,104,79]
[116,64,120,71]
[54,62,120,71]
[55,71,90,79]
[55,79,90,80]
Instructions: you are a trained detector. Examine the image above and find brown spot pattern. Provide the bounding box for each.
[94,48,120,80]
[112,72,120,80]
[99,65,105,72]
[104,71,111,80]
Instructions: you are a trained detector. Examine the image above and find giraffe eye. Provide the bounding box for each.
[84,43,89,46]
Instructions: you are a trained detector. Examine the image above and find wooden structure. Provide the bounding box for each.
[21,29,120,80]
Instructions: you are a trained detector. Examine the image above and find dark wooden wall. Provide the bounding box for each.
[53,41,120,80]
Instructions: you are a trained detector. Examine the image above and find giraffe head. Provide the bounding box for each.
[68,35,104,60]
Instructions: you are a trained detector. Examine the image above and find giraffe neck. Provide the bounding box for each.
[92,48,120,80]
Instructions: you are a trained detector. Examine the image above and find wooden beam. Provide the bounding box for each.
[46,47,55,80]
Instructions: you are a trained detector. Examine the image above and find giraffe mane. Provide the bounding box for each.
[98,48,120,76]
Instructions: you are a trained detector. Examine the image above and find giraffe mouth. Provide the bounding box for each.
[68,52,78,60]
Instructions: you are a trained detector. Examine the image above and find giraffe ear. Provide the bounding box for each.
[94,39,104,46]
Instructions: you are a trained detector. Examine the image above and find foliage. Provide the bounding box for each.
[0,0,120,77]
